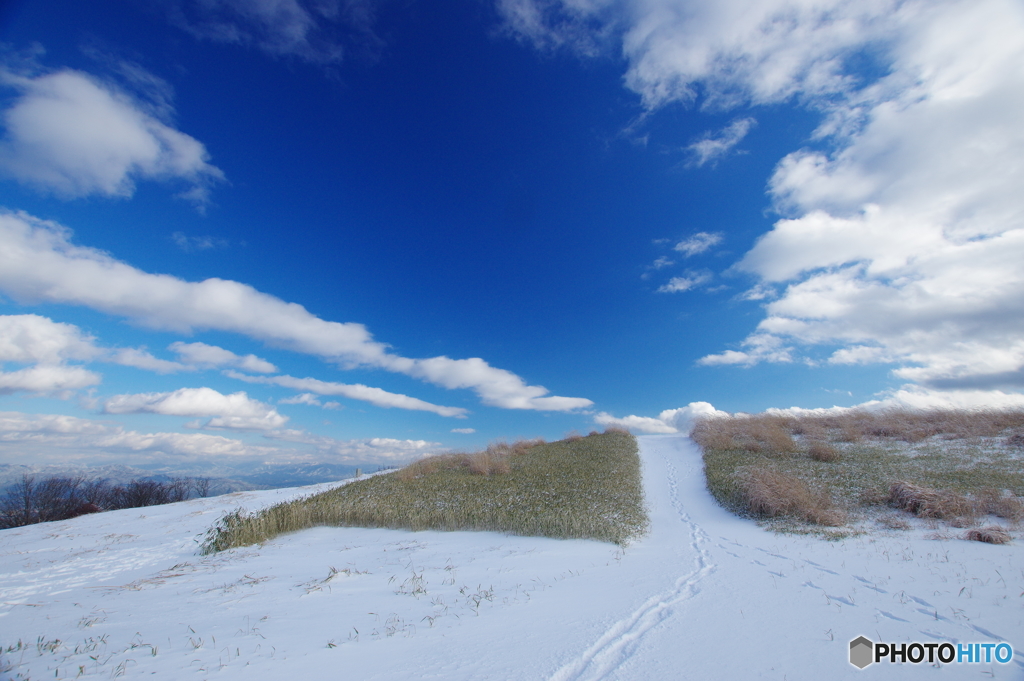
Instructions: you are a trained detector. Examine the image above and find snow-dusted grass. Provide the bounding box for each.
[203,431,648,553]
[696,409,1024,538]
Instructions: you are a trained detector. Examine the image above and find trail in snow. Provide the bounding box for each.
[548,439,716,681]
[2,435,1022,680]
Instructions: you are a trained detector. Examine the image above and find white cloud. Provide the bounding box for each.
[698,332,793,366]
[0,365,101,396]
[0,411,270,461]
[383,355,593,411]
[657,270,712,293]
[674,232,722,257]
[262,429,440,464]
[110,347,190,374]
[685,118,755,167]
[451,427,476,434]
[0,67,223,202]
[278,392,323,406]
[0,313,99,364]
[503,0,1024,400]
[0,314,102,395]
[226,370,468,417]
[170,341,277,373]
[595,401,726,434]
[0,211,591,411]
[104,387,288,430]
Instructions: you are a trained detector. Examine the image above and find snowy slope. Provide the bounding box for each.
[2,435,1021,680]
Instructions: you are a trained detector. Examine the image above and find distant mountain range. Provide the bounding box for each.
[0,462,374,496]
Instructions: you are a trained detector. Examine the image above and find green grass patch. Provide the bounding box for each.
[202,431,648,553]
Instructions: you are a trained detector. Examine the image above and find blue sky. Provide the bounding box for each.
[1,0,1023,474]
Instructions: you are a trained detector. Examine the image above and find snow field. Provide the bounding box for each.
[2,435,1022,680]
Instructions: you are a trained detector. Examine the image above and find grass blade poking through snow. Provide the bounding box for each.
[202,431,647,553]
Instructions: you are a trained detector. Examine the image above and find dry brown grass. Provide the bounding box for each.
[964,527,1012,544]
[396,439,544,481]
[876,514,912,531]
[973,488,1024,522]
[736,468,846,526]
[887,481,974,521]
[698,407,1024,536]
[807,440,841,463]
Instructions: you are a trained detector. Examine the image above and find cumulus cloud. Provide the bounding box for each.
[657,270,712,293]
[0,314,102,395]
[103,387,288,430]
[170,341,277,373]
[0,65,223,203]
[0,313,99,364]
[674,232,722,257]
[595,401,726,434]
[0,410,445,467]
[0,365,101,396]
[502,0,1024,400]
[226,371,468,417]
[685,118,755,167]
[262,429,439,464]
[0,410,272,462]
[0,211,591,411]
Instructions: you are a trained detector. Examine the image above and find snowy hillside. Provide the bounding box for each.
[2,435,1021,679]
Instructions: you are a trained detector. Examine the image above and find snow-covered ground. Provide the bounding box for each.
[2,435,1021,680]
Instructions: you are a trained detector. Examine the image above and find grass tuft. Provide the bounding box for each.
[963,527,1012,544]
[736,468,846,526]
[202,433,647,553]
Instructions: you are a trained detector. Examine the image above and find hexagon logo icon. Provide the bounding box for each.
[850,636,874,669]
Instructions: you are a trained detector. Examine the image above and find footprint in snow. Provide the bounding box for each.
[877,610,909,622]
[915,608,948,621]
[827,595,856,606]
[853,576,887,593]
[970,624,1004,640]
[802,557,835,573]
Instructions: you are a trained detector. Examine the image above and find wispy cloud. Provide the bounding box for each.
[226,371,468,418]
[170,342,276,374]
[278,393,340,409]
[171,233,228,252]
[657,270,712,293]
[0,211,591,412]
[163,0,387,64]
[451,427,475,434]
[685,118,756,167]
[674,232,722,257]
